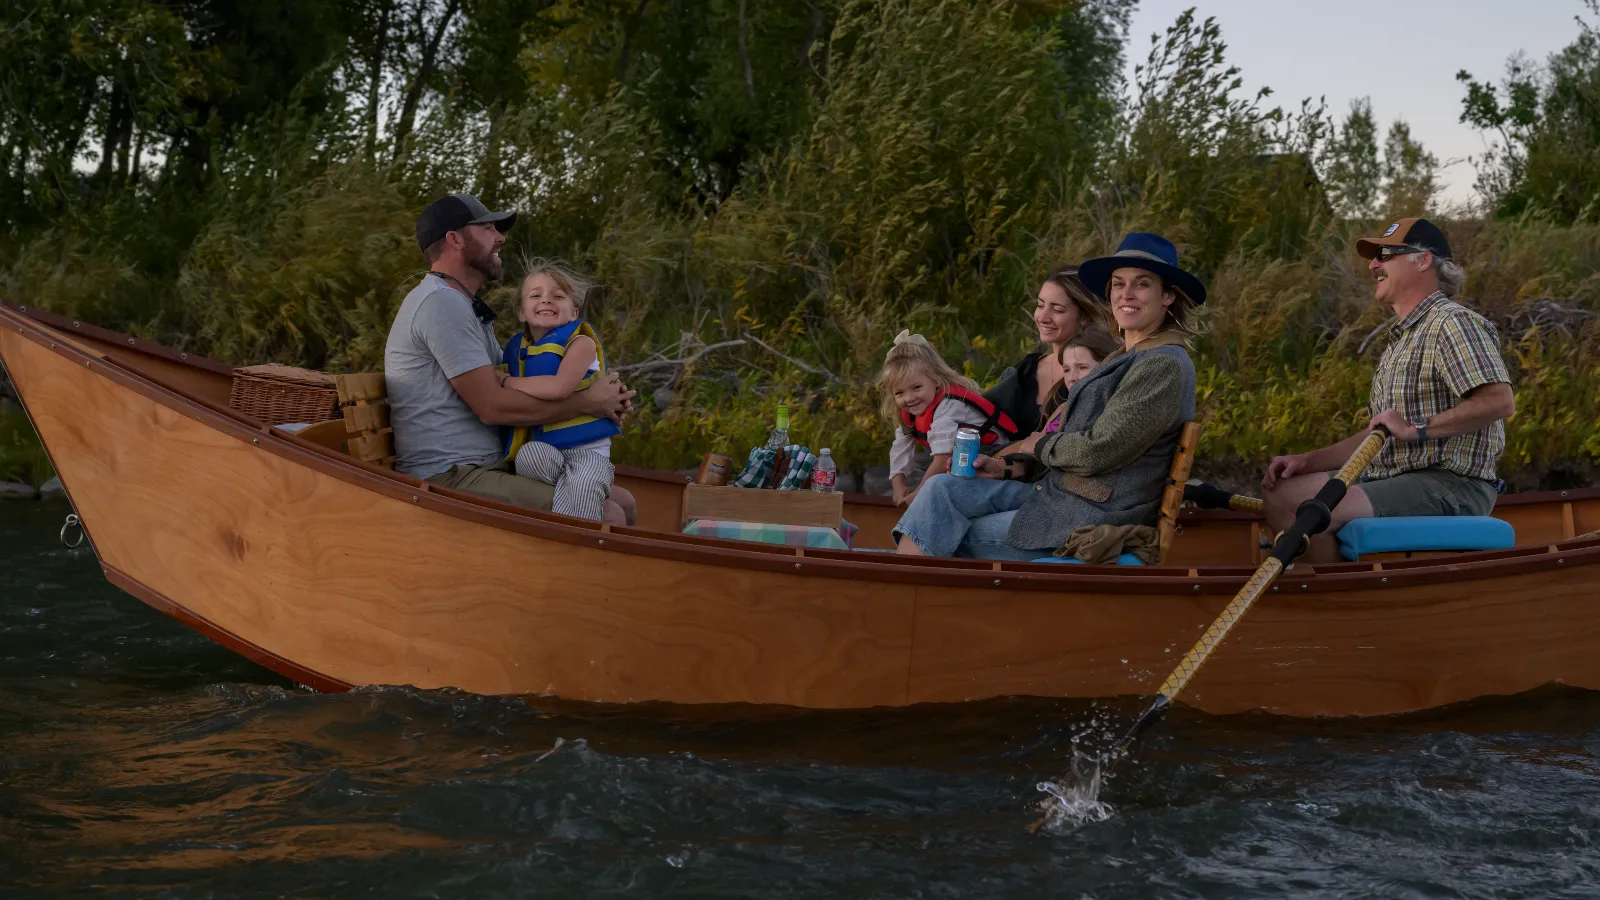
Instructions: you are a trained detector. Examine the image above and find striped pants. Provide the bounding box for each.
[513,442,614,521]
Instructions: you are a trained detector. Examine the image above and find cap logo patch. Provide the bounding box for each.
[1383,223,1399,236]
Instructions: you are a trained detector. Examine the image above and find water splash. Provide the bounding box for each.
[1032,751,1114,833]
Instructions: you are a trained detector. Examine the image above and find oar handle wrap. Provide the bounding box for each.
[1182,482,1266,514]
[1334,427,1389,485]
[1229,495,1264,514]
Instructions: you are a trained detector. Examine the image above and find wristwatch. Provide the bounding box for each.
[1415,421,1431,442]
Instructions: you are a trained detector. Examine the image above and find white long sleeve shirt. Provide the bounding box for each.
[889,396,970,477]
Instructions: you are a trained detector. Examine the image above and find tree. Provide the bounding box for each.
[1380,119,1438,218]
[1458,0,1600,221]
[1325,98,1380,219]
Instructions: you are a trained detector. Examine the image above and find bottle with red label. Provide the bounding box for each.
[810,448,838,493]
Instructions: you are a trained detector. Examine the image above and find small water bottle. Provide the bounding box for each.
[811,448,838,493]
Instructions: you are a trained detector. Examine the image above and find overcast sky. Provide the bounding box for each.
[1122,1,1593,207]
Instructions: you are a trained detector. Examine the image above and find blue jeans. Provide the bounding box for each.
[893,474,1040,561]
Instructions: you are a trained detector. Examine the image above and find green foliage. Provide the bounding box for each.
[1458,1,1600,222]
[1325,99,1380,218]
[0,406,54,487]
[1,0,1598,489]
[1380,120,1439,218]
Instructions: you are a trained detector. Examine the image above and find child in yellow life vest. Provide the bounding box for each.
[876,331,1018,507]
[500,261,621,520]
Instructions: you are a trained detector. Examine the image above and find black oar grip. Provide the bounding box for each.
[1274,427,1389,566]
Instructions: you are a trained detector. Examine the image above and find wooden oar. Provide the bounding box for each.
[1183,481,1264,514]
[1108,425,1391,765]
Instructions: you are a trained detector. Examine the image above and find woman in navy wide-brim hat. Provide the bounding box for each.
[892,232,1204,561]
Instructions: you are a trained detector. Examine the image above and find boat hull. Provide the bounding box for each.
[5,303,1600,717]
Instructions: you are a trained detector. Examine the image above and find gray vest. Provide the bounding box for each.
[1004,343,1196,550]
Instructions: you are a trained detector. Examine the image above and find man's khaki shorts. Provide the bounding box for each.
[1360,466,1497,518]
[427,459,554,511]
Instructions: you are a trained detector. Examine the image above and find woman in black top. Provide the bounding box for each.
[984,264,1111,436]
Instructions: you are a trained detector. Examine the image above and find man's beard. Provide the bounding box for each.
[465,231,503,282]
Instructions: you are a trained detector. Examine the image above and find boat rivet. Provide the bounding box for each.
[72,321,79,327]
[994,578,1002,586]
[1558,558,1565,566]
[1561,490,1570,497]
[49,342,55,348]
[127,337,135,345]
[598,539,606,546]
[1381,577,1389,584]
[1193,584,1200,592]
[795,563,803,569]
[19,305,25,311]
[180,353,188,360]
[251,437,259,444]
[1300,584,1308,591]
[411,495,419,503]
[83,360,90,367]
[1272,585,1279,592]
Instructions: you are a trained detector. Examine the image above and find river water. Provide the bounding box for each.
[4,499,1600,898]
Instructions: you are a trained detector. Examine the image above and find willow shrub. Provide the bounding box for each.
[2,0,1597,487]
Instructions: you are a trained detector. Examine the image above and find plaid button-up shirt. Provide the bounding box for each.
[1366,291,1511,481]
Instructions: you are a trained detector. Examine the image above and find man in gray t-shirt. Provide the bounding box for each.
[384,192,635,520]
[387,272,506,480]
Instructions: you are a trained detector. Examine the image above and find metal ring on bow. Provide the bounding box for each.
[60,513,84,549]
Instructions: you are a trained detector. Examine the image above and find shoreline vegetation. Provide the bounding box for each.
[2,2,1598,494]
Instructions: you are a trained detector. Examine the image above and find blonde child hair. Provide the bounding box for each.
[877,330,980,427]
[519,256,595,311]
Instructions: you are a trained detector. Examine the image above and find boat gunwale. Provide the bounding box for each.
[5,300,1599,597]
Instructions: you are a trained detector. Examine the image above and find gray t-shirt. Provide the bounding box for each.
[385,275,504,479]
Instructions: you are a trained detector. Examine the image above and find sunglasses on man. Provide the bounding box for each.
[1372,245,1429,263]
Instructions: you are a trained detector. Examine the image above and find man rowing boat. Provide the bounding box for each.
[1261,218,1515,562]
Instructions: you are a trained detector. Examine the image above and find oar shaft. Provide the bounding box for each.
[1112,427,1389,764]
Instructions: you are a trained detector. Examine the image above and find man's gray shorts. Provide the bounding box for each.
[1360,466,1497,518]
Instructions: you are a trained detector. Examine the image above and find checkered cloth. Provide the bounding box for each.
[729,444,817,490]
[1368,291,1512,481]
[683,519,853,551]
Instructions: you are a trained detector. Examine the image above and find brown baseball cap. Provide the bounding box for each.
[1355,217,1452,260]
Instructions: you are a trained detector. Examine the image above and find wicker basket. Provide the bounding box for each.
[228,364,342,425]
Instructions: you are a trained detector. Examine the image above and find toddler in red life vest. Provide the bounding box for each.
[877,330,1018,507]
[499,260,621,520]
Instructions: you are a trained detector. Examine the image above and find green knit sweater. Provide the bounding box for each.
[1033,351,1185,477]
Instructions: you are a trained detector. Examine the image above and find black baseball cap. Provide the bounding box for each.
[1355,217,1452,261]
[415,192,517,250]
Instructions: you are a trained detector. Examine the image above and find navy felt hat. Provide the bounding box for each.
[1077,233,1207,306]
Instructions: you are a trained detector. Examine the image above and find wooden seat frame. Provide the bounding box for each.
[336,373,394,469]
[1156,421,1202,564]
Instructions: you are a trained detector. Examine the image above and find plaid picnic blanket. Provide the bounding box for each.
[683,519,855,551]
[729,444,817,491]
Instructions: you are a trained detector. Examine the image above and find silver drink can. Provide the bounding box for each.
[951,425,982,477]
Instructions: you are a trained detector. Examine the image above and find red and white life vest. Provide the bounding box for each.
[897,385,1019,451]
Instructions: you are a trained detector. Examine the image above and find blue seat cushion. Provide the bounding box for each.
[1336,516,1514,561]
[1031,553,1145,566]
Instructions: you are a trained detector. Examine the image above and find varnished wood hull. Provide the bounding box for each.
[5,302,1600,717]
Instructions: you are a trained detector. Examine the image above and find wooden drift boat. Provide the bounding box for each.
[4,301,1600,718]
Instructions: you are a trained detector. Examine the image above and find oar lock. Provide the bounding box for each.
[1262,528,1311,558]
